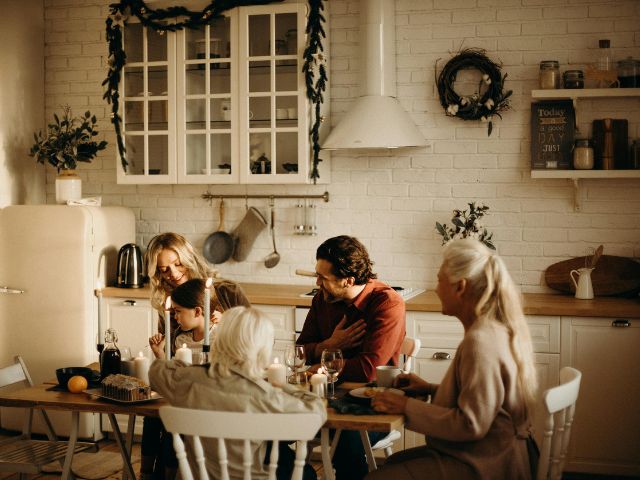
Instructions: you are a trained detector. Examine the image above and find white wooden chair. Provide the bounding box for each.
[536,366,582,480]
[0,355,94,479]
[159,406,323,480]
[365,336,422,467]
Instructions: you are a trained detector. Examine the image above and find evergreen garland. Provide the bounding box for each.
[103,0,326,182]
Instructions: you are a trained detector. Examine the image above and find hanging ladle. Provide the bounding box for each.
[264,198,281,268]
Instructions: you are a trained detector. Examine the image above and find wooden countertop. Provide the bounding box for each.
[103,283,640,319]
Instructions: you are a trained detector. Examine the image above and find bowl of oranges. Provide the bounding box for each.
[55,367,98,392]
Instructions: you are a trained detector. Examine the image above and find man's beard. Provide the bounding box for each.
[322,287,345,304]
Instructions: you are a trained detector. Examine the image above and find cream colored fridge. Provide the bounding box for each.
[0,205,135,440]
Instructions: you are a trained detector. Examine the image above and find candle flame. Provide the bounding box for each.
[182,343,187,348]
[165,296,172,310]
[138,351,144,358]
[274,357,280,364]
[205,277,213,288]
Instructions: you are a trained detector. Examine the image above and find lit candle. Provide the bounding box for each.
[203,278,213,349]
[95,279,104,346]
[267,357,286,387]
[164,296,172,360]
[133,351,150,384]
[310,368,328,398]
[175,343,193,365]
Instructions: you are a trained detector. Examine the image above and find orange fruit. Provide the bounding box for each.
[67,375,88,393]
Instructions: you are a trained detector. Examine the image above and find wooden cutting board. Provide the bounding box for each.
[545,255,640,297]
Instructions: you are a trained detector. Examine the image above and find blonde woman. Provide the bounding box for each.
[369,239,538,480]
[150,307,326,480]
[142,233,250,480]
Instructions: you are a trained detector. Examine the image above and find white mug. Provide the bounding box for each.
[376,365,401,388]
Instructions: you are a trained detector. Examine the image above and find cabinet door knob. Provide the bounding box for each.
[612,319,631,328]
[123,299,137,306]
[432,352,451,360]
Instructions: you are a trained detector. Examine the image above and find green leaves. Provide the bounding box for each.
[29,105,108,172]
[435,202,496,250]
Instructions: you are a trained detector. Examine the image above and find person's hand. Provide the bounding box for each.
[149,334,166,359]
[211,310,223,325]
[371,390,408,414]
[393,373,431,397]
[324,316,366,351]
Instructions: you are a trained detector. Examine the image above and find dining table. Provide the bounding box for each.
[0,379,405,480]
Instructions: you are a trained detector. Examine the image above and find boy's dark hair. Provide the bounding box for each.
[316,235,376,285]
[171,278,205,309]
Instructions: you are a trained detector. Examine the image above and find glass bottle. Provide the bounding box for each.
[597,39,611,72]
[539,61,560,89]
[100,328,122,379]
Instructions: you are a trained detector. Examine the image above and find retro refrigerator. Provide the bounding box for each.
[0,205,135,439]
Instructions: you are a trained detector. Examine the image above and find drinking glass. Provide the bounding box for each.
[285,345,306,384]
[321,349,344,399]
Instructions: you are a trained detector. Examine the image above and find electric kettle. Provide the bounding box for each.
[116,243,144,288]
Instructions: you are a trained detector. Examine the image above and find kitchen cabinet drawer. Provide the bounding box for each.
[254,304,295,341]
[526,315,560,354]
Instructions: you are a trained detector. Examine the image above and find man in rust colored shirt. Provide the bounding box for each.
[297,235,406,480]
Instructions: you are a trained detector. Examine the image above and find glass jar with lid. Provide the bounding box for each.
[563,70,584,89]
[617,57,640,88]
[573,139,594,170]
[539,61,560,89]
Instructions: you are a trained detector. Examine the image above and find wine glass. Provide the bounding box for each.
[285,345,306,384]
[321,349,344,400]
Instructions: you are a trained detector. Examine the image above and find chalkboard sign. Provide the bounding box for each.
[530,100,575,169]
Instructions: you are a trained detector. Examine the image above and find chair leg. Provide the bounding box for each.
[359,431,377,472]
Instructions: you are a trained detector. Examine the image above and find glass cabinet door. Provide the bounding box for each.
[239,4,308,183]
[176,13,238,183]
[118,19,176,184]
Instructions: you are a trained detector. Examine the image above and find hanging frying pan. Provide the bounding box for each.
[203,199,234,264]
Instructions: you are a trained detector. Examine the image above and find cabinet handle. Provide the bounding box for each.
[612,319,631,328]
[432,352,451,360]
[123,299,137,306]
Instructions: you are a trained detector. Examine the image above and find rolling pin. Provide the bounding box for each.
[295,269,317,277]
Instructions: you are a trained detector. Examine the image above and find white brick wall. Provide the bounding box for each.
[42,0,640,292]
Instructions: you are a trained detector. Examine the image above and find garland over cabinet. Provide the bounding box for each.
[117,3,329,185]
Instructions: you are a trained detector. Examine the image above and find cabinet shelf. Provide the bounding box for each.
[530,169,640,179]
[531,88,640,100]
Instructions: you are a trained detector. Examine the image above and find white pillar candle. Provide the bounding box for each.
[175,343,193,365]
[133,351,150,384]
[203,278,213,348]
[267,357,286,387]
[164,296,172,359]
[95,279,104,345]
[310,368,328,398]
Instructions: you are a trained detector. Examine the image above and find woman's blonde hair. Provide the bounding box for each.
[210,306,274,379]
[442,238,538,416]
[144,233,217,313]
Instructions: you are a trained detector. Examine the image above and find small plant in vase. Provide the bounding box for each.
[436,202,495,250]
[29,105,107,204]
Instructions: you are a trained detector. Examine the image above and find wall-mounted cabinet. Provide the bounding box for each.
[117,2,329,185]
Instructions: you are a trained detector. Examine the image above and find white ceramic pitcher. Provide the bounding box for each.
[570,267,594,299]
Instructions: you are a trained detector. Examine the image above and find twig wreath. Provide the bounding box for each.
[103,0,327,182]
[436,48,512,136]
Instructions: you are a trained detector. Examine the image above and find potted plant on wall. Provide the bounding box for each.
[29,105,108,204]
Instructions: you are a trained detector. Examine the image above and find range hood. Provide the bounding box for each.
[322,0,426,150]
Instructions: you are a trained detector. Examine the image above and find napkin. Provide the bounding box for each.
[67,197,102,206]
[328,398,377,415]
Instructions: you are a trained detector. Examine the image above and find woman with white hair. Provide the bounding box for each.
[150,306,326,480]
[368,239,538,479]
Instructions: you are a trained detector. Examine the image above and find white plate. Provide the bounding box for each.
[349,387,405,399]
[85,388,162,404]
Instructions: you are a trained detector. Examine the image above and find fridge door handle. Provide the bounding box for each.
[0,286,25,294]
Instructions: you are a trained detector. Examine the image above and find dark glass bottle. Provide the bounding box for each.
[100,328,121,379]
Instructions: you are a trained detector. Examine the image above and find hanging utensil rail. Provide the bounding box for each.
[201,191,329,203]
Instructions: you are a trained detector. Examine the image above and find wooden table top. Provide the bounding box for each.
[0,382,404,433]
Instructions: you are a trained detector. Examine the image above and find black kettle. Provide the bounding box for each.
[116,243,144,288]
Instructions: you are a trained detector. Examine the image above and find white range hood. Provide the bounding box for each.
[322,0,426,150]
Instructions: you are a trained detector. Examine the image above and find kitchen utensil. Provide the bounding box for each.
[295,269,317,277]
[590,245,604,268]
[545,255,640,297]
[116,243,144,288]
[570,267,595,299]
[203,199,234,264]
[264,200,281,268]
[232,206,267,262]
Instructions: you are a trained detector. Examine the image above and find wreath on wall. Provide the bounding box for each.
[103,0,327,182]
[436,48,512,136]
